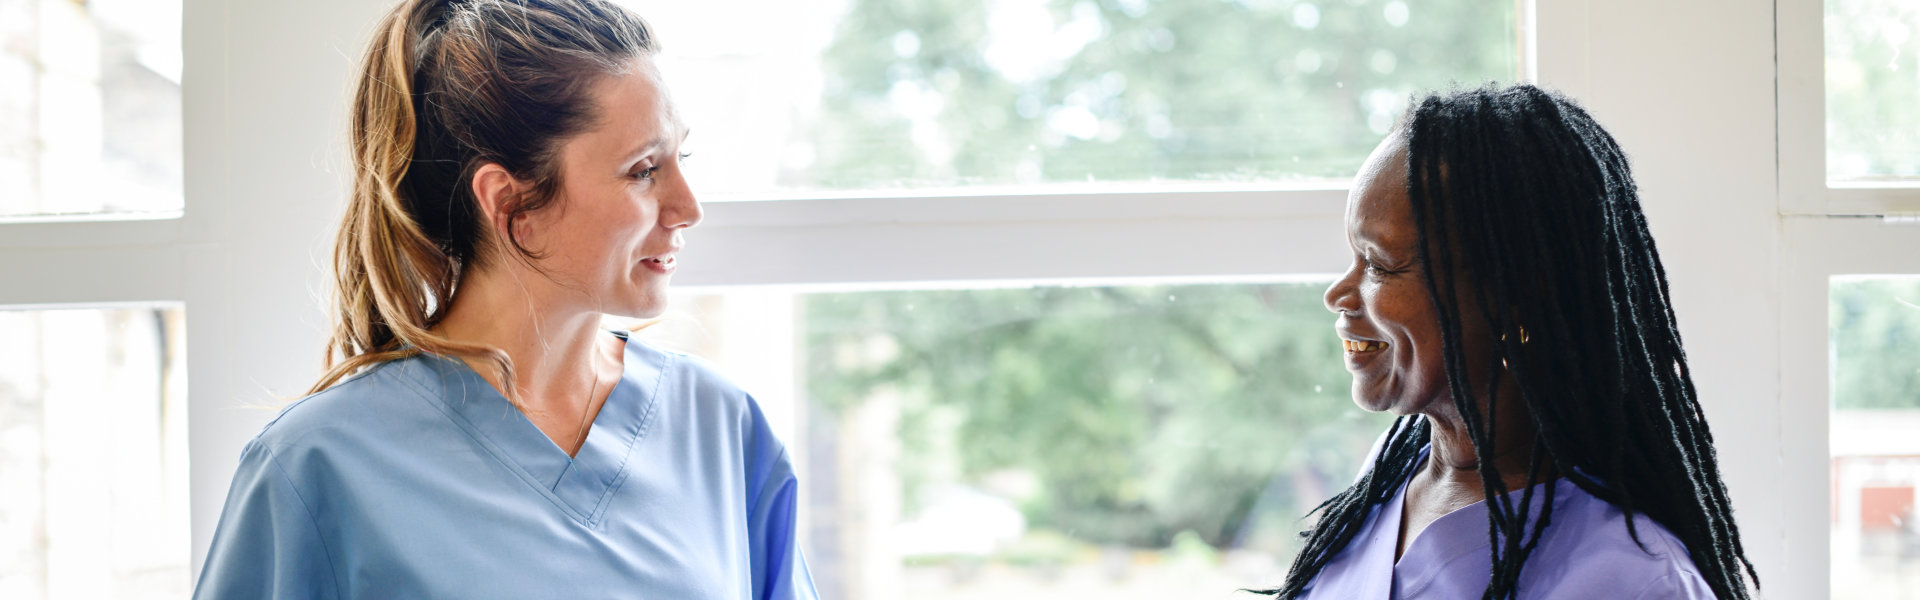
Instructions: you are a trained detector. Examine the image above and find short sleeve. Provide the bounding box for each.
[193,440,341,600]
[742,398,819,600]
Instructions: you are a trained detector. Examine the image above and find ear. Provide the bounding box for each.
[470,162,520,241]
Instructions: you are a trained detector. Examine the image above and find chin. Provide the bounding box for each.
[1350,382,1420,416]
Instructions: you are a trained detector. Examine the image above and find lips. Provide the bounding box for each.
[1335,321,1389,354]
[1343,339,1388,353]
[641,249,679,274]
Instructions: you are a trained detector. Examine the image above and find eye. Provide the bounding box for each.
[1362,252,1398,276]
[678,151,693,162]
[631,164,660,181]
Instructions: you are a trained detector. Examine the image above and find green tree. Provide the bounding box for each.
[1825,0,1920,180]
[793,0,1518,557]
[795,0,1518,188]
[803,283,1394,550]
[1831,278,1920,409]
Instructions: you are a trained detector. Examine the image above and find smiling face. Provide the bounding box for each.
[508,58,699,320]
[1323,133,1498,417]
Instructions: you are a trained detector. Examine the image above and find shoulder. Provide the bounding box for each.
[1532,483,1714,598]
[626,338,791,467]
[251,355,443,455]
[626,337,758,417]
[629,338,747,396]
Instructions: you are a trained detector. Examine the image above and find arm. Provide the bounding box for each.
[742,398,819,600]
[747,459,817,600]
[193,440,342,600]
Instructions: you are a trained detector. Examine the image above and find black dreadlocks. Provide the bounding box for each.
[1257,84,1758,599]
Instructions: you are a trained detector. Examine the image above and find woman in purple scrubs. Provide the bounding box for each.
[1259,85,1759,599]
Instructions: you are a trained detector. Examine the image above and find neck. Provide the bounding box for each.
[434,262,608,414]
[1420,378,1547,495]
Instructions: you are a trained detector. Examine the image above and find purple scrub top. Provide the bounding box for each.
[1300,445,1715,599]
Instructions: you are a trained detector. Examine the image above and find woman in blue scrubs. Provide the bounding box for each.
[1256,86,1760,598]
[195,1,816,597]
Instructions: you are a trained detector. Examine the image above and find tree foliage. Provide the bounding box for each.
[799,0,1517,188]
[803,284,1393,549]
[1831,278,1920,409]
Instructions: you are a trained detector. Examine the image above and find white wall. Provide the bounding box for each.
[175,0,386,575]
[1544,0,1792,594]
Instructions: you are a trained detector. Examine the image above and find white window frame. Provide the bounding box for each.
[1777,0,1920,216]
[1778,215,1920,598]
[1,1,1909,598]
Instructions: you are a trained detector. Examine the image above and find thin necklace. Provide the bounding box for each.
[568,341,606,458]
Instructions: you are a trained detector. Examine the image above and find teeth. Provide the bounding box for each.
[1344,340,1388,352]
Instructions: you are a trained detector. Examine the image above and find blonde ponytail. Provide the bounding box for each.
[312,0,512,396]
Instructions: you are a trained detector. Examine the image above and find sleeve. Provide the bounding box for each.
[193,439,341,600]
[742,398,819,600]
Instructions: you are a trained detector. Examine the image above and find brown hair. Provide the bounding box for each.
[313,0,656,396]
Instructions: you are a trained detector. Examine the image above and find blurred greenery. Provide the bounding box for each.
[795,0,1518,189]
[802,283,1394,552]
[1831,277,1920,409]
[1826,0,1920,180]
[792,0,1514,558]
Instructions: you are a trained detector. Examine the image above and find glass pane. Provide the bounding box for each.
[1829,276,1920,599]
[626,0,1520,199]
[0,306,189,600]
[0,0,183,218]
[637,282,1394,598]
[1826,0,1920,183]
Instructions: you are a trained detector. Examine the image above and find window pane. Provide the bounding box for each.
[625,0,1520,199]
[0,307,189,600]
[638,282,1393,598]
[1829,276,1920,599]
[0,0,183,218]
[1826,0,1920,183]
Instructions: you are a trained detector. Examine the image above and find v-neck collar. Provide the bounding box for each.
[1379,445,1577,598]
[399,331,666,527]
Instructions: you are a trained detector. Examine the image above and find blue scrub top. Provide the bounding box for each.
[195,333,818,599]
[1301,444,1714,599]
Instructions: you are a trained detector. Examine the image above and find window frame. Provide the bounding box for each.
[1777,0,1920,216]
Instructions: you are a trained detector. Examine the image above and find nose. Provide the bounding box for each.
[661,168,703,230]
[1325,260,1362,315]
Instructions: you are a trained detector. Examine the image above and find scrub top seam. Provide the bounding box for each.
[584,346,673,525]
[259,444,345,600]
[261,361,391,434]
[392,358,596,525]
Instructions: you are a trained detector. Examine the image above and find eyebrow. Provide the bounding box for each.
[620,126,692,166]
[621,137,669,166]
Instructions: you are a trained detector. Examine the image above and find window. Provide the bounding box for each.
[1780,0,1920,214]
[0,0,184,219]
[619,3,1523,594]
[639,282,1393,598]
[0,307,189,600]
[628,0,1519,199]
[1825,0,1920,184]
[1829,276,1920,599]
